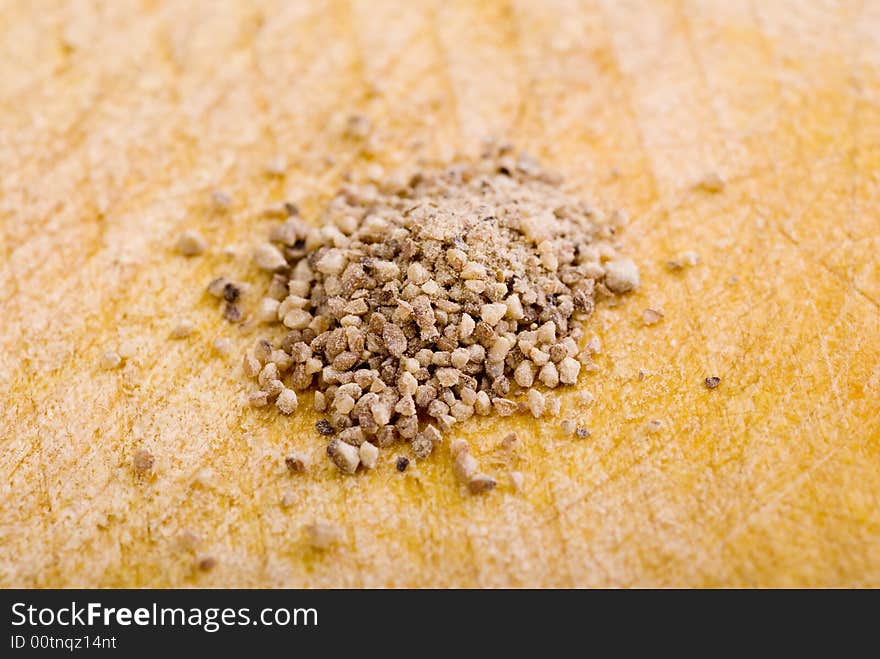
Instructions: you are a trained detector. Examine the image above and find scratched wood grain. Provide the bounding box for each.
[1,0,878,587]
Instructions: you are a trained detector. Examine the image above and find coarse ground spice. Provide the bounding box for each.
[212,144,639,480]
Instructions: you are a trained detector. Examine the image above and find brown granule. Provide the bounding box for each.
[223,146,638,479]
[704,376,721,390]
[346,114,372,139]
[196,555,217,571]
[222,303,242,323]
[222,282,241,303]
[467,474,497,494]
[451,439,496,494]
[132,448,154,474]
[285,452,309,473]
[315,419,335,436]
[326,438,359,473]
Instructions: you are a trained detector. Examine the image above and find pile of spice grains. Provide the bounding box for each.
[209,144,639,489]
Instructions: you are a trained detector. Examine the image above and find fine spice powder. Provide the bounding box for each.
[210,143,639,490]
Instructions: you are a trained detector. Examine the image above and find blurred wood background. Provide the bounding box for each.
[1,0,878,587]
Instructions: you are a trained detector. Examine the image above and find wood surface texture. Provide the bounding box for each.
[1,0,879,587]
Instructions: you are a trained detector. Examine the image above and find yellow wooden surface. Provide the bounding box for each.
[1,0,879,588]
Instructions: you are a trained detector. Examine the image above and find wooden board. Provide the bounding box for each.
[1,0,879,587]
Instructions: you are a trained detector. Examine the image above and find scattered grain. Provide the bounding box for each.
[266,155,287,176]
[327,438,360,473]
[643,308,664,326]
[179,530,201,551]
[604,258,640,294]
[170,320,195,339]
[558,357,581,385]
[305,522,341,549]
[316,419,335,436]
[682,251,699,266]
[253,242,287,272]
[211,189,232,210]
[207,276,230,298]
[346,114,371,139]
[101,349,122,370]
[509,471,525,492]
[176,230,207,256]
[196,556,217,572]
[118,340,138,359]
[645,419,663,433]
[697,172,725,193]
[248,391,269,407]
[133,448,154,474]
[667,250,699,271]
[527,389,545,418]
[468,474,497,494]
[453,450,478,482]
[212,337,232,356]
[285,452,309,473]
